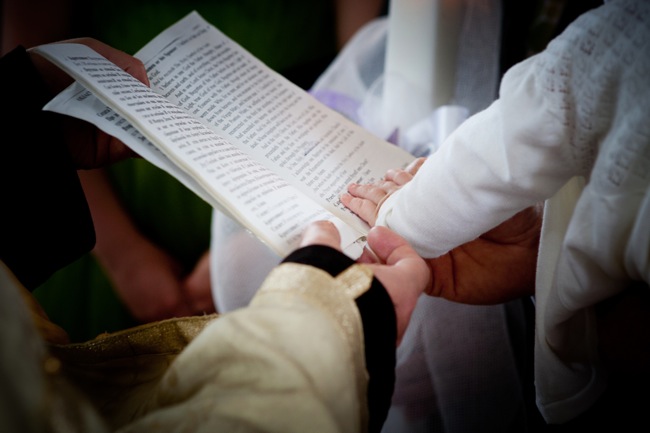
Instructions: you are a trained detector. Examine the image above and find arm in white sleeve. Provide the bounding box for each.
[377,51,581,258]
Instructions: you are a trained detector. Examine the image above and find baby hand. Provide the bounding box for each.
[341,157,425,225]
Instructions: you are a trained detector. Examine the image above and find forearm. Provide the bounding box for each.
[78,168,150,271]
[78,168,195,321]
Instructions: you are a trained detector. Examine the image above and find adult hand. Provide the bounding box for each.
[342,155,542,305]
[359,225,431,345]
[29,37,149,169]
[300,220,431,345]
[183,250,217,315]
[79,168,212,322]
[101,240,215,322]
[106,237,194,322]
[341,157,426,225]
[424,205,543,304]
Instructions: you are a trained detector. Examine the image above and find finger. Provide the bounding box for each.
[369,228,432,296]
[384,169,413,186]
[366,226,432,301]
[347,183,390,202]
[405,157,426,175]
[299,220,341,250]
[367,226,425,272]
[70,37,150,86]
[378,179,402,193]
[364,226,431,346]
[182,280,216,315]
[340,193,378,225]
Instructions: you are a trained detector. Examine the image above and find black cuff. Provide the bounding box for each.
[283,245,396,432]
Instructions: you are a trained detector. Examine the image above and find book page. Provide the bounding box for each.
[36,11,413,257]
[134,11,413,233]
[37,43,355,257]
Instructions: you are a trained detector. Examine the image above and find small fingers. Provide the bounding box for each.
[340,193,379,225]
[405,157,426,175]
[384,169,413,186]
[347,182,391,203]
[384,157,426,185]
[342,182,400,225]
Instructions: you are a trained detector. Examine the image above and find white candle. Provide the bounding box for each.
[382,0,462,133]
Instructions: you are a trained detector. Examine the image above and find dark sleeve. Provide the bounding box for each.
[0,46,95,290]
[283,245,396,433]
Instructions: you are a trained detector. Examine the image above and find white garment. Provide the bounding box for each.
[377,0,650,423]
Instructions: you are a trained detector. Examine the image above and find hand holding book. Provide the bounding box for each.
[34,11,414,258]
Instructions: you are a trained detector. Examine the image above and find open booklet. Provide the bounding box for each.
[34,11,414,259]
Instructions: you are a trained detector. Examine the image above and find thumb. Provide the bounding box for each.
[366,226,416,265]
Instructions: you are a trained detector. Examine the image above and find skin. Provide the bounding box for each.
[15,37,150,342]
[28,37,149,169]
[29,38,214,321]
[341,157,542,305]
[22,36,429,343]
[79,168,215,322]
[16,2,388,324]
[301,220,431,345]
[26,220,431,346]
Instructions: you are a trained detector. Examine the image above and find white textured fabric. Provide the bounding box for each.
[377,0,650,423]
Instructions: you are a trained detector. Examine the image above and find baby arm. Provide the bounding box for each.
[344,51,577,258]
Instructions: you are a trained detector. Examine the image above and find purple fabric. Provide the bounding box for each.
[310,89,400,145]
[310,89,362,125]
